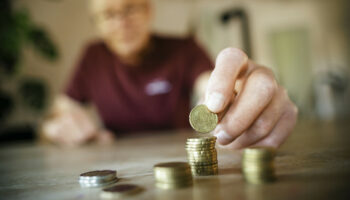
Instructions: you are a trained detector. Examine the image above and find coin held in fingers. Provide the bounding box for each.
[189,104,218,133]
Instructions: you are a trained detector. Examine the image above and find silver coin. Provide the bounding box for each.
[79,170,116,180]
[79,177,116,184]
[79,176,117,183]
[79,178,118,188]
[79,170,117,188]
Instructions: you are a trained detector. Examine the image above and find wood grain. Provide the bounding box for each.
[0,120,350,200]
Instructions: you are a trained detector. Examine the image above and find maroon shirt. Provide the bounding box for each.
[65,35,213,135]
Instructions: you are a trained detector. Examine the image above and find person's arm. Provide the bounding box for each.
[40,94,115,146]
[194,48,298,149]
[40,43,115,146]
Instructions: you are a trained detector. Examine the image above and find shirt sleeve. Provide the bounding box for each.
[64,45,92,103]
[185,38,213,90]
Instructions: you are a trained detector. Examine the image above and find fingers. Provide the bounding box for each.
[96,130,116,145]
[71,109,97,141]
[214,67,278,145]
[252,102,298,148]
[42,111,97,146]
[42,118,64,142]
[44,116,81,146]
[220,86,288,149]
[205,48,248,113]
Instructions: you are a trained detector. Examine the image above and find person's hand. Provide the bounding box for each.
[41,95,115,146]
[204,48,298,149]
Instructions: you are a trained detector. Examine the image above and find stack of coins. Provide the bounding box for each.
[242,147,276,184]
[153,162,193,189]
[186,136,219,176]
[79,170,118,187]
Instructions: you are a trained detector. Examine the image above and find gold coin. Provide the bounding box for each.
[191,168,219,176]
[243,170,275,176]
[188,160,218,164]
[154,170,191,180]
[154,162,193,189]
[187,136,217,142]
[154,162,190,170]
[188,156,217,160]
[192,172,218,176]
[154,168,191,174]
[189,105,218,133]
[186,149,216,153]
[188,156,217,161]
[192,168,218,172]
[243,147,275,160]
[186,143,216,147]
[242,162,274,171]
[188,161,218,166]
[191,167,218,172]
[186,144,216,149]
[190,163,218,168]
[188,150,214,152]
[188,159,217,163]
[192,169,218,172]
[187,152,216,156]
[243,173,276,184]
[242,147,276,184]
[187,150,217,154]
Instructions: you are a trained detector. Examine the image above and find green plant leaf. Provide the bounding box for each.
[0,90,14,124]
[18,78,47,111]
[0,9,31,75]
[28,26,59,61]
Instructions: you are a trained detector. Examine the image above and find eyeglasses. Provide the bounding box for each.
[94,4,148,23]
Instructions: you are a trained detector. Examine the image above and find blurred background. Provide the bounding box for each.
[1,0,349,143]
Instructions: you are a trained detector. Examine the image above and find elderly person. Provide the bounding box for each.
[42,0,297,148]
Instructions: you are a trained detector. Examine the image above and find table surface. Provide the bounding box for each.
[1,120,350,200]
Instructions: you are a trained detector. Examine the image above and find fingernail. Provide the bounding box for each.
[215,129,232,144]
[205,92,225,112]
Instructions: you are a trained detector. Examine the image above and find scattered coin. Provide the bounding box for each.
[189,104,218,133]
[100,184,143,199]
[154,162,193,189]
[186,136,219,176]
[242,147,276,184]
[79,170,118,188]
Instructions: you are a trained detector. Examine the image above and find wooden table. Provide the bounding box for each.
[1,120,350,200]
